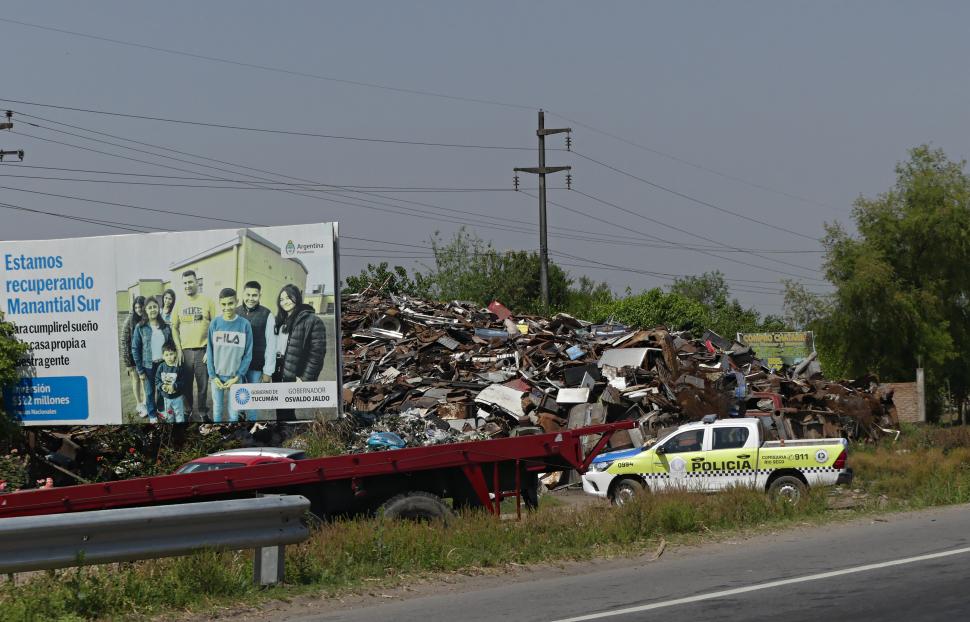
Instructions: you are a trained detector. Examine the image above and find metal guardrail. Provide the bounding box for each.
[0,495,310,585]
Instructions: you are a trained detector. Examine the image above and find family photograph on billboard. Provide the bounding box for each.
[1,222,341,426]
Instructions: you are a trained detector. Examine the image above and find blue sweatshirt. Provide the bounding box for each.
[206,315,254,381]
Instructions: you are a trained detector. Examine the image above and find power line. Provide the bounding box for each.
[9,111,831,255]
[549,250,814,294]
[550,249,811,290]
[11,113,598,240]
[5,163,825,254]
[1,187,813,299]
[342,235,431,249]
[14,122,828,282]
[0,18,535,111]
[571,150,821,241]
[0,200,157,233]
[12,129,582,244]
[546,110,845,214]
[0,18,843,223]
[11,123,572,235]
[1,99,533,150]
[342,239,823,290]
[523,189,828,283]
[0,163,528,191]
[10,121,702,248]
[10,129,536,233]
[10,109,827,290]
[563,189,827,282]
[340,253,434,259]
[0,171,526,193]
[0,184,262,227]
[3,194,800,296]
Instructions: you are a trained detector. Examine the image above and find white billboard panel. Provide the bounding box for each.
[1,223,341,425]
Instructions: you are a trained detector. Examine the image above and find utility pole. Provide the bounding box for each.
[514,109,570,308]
[0,111,25,162]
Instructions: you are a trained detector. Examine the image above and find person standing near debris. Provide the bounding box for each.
[131,296,172,423]
[171,270,217,421]
[273,284,327,420]
[119,296,147,418]
[236,281,276,420]
[206,288,253,423]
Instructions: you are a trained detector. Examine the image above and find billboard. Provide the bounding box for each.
[736,331,815,369]
[1,223,341,425]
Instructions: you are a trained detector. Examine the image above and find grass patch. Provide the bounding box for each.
[0,488,826,621]
[286,419,348,458]
[3,424,970,621]
[851,442,970,508]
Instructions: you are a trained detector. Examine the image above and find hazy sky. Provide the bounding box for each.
[1,1,968,316]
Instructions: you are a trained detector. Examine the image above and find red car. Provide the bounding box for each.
[174,447,306,474]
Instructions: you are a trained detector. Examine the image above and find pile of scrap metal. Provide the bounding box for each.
[3,294,899,489]
[340,293,899,453]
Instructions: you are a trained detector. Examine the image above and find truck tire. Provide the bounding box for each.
[611,478,646,506]
[379,491,454,523]
[768,475,807,503]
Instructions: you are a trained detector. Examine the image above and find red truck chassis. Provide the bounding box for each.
[0,422,634,519]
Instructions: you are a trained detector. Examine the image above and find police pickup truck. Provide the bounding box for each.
[582,416,852,505]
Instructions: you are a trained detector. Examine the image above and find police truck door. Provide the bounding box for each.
[707,425,758,491]
[653,428,711,492]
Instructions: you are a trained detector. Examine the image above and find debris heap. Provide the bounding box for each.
[340,293,899,452]
[2,293,900,489]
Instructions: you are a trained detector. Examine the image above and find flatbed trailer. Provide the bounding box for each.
[0,422,634,520]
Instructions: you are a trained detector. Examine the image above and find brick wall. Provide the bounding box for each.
[886,382,922,423]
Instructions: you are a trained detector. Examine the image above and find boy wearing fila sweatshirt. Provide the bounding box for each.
[206,288,254,423]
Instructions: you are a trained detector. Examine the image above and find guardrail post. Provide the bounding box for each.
[254,545,286,586]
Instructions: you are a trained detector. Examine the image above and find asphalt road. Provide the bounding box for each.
[277,504,970,622]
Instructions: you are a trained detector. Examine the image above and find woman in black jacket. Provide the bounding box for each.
[273,285,327,421]
[273,284,327,382]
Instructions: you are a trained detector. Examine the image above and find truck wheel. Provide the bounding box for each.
[611,478,646,506]
[768,475,807,503]
[379,491,454,523]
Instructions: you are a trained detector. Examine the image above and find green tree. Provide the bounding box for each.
[670,271,787,338]
[670,270,730,308]
[589,288,710,332]
[342,262,429,296]
[422,228,571,313]
[817,145,970,412]
[563,275,614,320]
[0,312,29,435]
[781,279,832,330]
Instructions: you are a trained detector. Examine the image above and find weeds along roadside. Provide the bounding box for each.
[4,427,970,621]
[850,423,970,508]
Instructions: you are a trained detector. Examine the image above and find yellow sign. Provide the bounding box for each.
[737,331,815,368]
